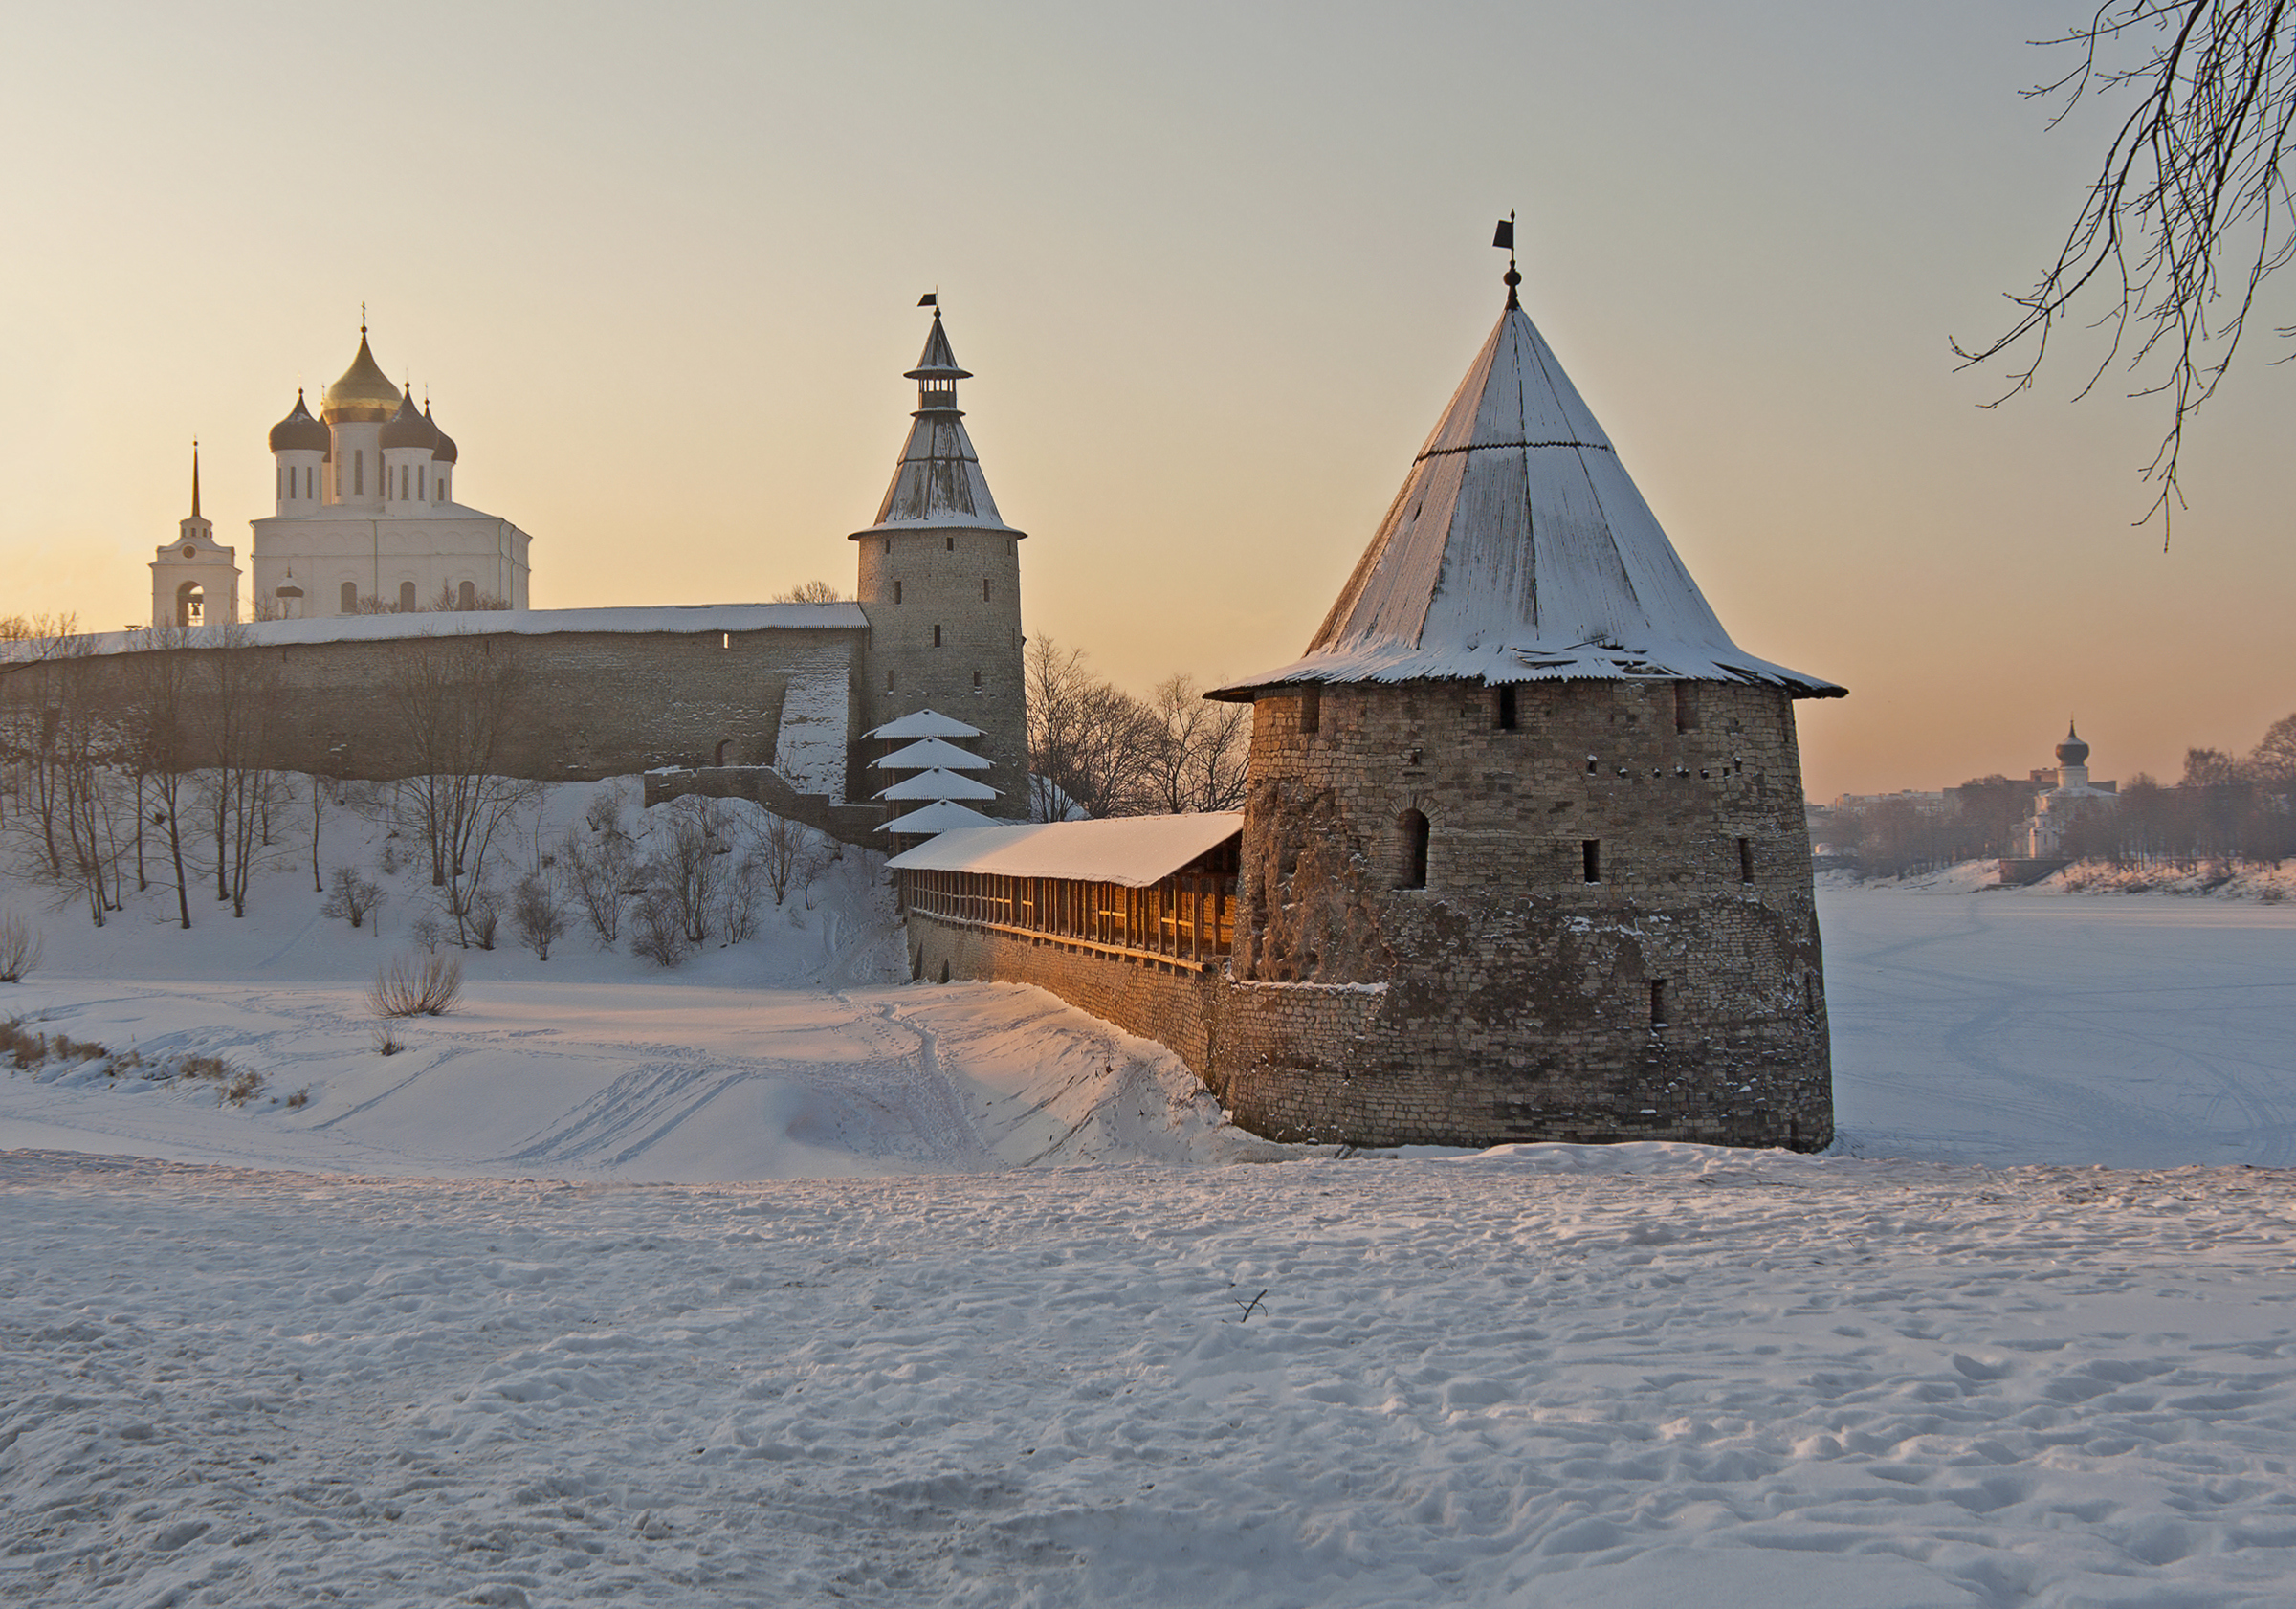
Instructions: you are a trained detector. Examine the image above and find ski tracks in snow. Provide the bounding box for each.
[6,1149,2296,1606]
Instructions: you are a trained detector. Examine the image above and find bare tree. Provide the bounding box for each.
[321,866,386,929]
[1026,636,1159,820]
[649,796,729,943]
[748,810,820,906]
[512,869,568,959]
[772,580,848,604]
[203,623,281,917]
[1140,674,1252,814]
[1957,2,2296,535]
[562,823,636,945]
[384,636,535,944]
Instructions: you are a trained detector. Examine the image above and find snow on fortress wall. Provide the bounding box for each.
[0,606,870,789]
[909,675,1832,1151]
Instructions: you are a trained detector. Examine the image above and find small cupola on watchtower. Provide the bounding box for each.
[150,444,239,628]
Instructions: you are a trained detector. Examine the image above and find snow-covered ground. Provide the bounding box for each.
[5,821,2295,1606]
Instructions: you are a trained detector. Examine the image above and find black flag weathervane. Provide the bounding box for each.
[1494,211,1520,307]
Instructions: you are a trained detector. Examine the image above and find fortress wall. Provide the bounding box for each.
[1221,679,1832,1149]
[906,677,1834,1153]
[0,626,867,788]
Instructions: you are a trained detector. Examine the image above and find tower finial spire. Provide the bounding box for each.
[190,439,200,519]
[1493,210,1520,308]
[361,300,367,337]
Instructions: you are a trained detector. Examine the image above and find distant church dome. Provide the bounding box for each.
[426,403,457,464]
[380,391,438,451]
[322,329,402,423]
[268,389,328,453]
[2056,721,2090,768]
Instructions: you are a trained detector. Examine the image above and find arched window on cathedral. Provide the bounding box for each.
[1399,809,1429,889]
[341,581,358,614]
[398,581,416,613]
[458,581,475,610]
[175,581,205,629]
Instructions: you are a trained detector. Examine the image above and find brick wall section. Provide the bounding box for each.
[909,677,1834,1153]
[1,626,867,785]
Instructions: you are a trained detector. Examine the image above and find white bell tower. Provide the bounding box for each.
[149,445,240,628]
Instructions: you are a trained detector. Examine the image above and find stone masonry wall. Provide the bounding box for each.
[1221,679,1832,1149]
[0,626,868,786]
[906,678,1835,1153]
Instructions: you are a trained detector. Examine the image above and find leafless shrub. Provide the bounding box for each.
[629,891,689,968]
[0,911,40,982]
[222,1069,265,1106]
[3,1018,46,1069]
[771,580,847,604]
[409,912,446,954]
[513,870,568,960]
[718,856,761,942]
[585,785,627,837]
[285,1085,311,1107]
[563,825,635,945]
[651,797,729,943]
[320,866,386,929]
[463,884,501,951]
[369,953,464,1017]
[372,1024,403,1056]
[748,811,823,907]
[379,838,401,876]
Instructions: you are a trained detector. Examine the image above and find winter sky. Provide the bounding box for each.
[3,1,2289,802]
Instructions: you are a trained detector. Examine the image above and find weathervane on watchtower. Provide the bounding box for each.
[1493,211,1520,308]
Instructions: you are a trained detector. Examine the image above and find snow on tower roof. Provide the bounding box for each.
[887,812,1244,887]
[878,800,1000,836]
[872,737,992,772]
[1211,295,1840,701]
[850,309,1025,540]
[875,768,1001,802]
[864,709,983,740]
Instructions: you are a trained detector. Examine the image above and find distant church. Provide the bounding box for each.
[150,324,530,628]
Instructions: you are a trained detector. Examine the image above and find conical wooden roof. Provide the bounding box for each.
[1214,297,1839,699]
[851,311,1023,539]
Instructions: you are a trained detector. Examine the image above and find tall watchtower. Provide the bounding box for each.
[1206,253,1846,1151]
[851,305,1028,815]
[149,446,239,628]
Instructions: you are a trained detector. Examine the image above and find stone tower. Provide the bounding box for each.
[149,446,239,628]
[851,305,1028,816]
[1206,265,1846,1152]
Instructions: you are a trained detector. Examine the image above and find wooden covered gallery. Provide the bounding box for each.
[887,812,1243,970]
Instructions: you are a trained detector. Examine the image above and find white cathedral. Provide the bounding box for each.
[150,325,532,627]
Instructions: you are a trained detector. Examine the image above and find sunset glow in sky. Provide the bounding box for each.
[5,1,2289,801]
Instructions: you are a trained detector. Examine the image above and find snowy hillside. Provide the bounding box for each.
[5,797,2296,1605]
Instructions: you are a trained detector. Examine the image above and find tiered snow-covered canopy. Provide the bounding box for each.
[879,799,1000,836]
[850,312,1025,540]
[865,709,983,741]
[877,768,999,803]
[1212,292,1840,700]
[886,813,1244,888]
[872,737,993,772]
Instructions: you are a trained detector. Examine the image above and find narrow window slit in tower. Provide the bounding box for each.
[1496,685,1517,730]
[1737,837,1754,881]
[1582,839,1601,883]
[1400,809,1429,889]
[1674,683,1696,733]
[933,624,942,647]
[945,536,955,552]
[893,580,902,605]
[973,670,982,688]
[1649,980,1667,1028]
[982,579,991,602]
[1298,690,1319,734]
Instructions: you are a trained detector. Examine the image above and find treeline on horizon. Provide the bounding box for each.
[1830,712,2296,878]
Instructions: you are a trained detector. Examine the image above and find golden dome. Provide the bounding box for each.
[321,329,402,424]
